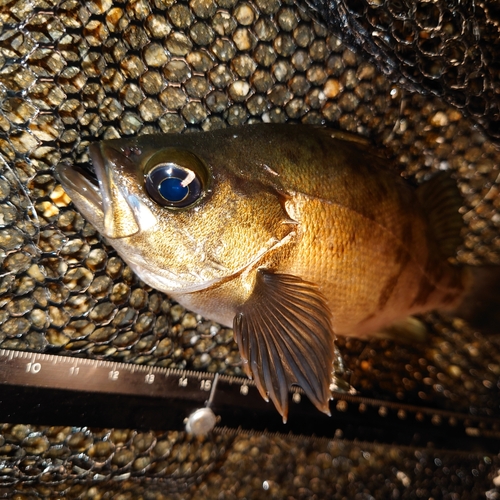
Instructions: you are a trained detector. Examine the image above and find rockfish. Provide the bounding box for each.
[56,124,495,420]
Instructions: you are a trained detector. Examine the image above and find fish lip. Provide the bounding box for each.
[88,142,113,214]
[54,143,110,210]
[55,160,105,226]
[55,142,126,237]
[55,142,119,237]
[92,142,154,239]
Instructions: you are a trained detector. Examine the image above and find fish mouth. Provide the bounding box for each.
[56,143,157,239]
[55,155,106,234]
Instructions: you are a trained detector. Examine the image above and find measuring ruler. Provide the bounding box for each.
[1,348,499,452]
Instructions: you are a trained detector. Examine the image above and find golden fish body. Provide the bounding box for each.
[56,124,465,419]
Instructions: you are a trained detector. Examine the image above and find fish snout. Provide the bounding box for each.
[89,142,158,239]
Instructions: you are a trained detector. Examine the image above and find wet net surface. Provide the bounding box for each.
[0,0,499,498]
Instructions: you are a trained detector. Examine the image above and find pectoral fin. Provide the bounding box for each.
[233,270,335,422]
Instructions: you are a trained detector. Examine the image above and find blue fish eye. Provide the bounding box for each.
[145,163,203,208]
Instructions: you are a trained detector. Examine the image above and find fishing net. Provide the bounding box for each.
[305,0,500,142]
[0,0,499,497]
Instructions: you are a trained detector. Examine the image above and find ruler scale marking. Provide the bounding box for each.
[0,349,499,452]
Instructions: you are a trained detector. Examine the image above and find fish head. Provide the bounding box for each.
[56,131,295,295]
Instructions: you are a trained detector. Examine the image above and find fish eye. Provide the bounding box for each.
[144,150,209,209]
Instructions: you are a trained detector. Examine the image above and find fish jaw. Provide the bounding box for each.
[55,160,106,234]
[88,143,158,239]
[57,144,159,241]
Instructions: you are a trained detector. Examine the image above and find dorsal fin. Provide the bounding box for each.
[416,171,464,258]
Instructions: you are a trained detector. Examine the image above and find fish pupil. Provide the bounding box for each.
[159,177,188,202]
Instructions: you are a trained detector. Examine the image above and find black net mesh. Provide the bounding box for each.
[304,0,500,142]
[0,0,500,497]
